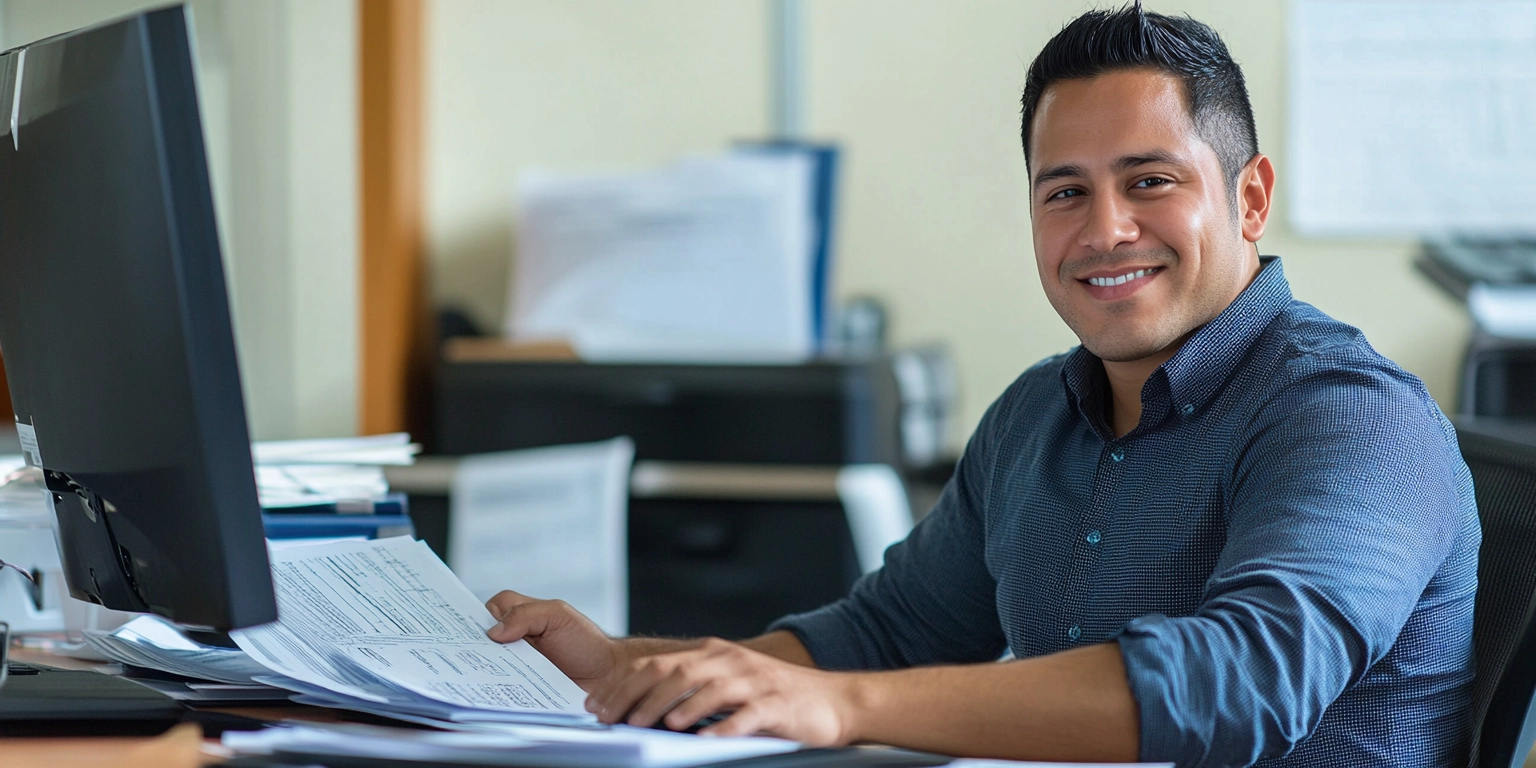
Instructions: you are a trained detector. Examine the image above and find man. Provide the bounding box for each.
[486,5,1480,765]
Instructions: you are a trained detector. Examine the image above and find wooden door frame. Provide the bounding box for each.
[358,0,429,438]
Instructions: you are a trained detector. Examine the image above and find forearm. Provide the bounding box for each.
[844,642,1139,762]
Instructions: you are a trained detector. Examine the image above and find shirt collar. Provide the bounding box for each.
[1060,256,1293,440]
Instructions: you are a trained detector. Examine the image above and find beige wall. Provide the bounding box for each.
[426,0,772,335]
[0,0,359,441]
[425,0,1470,449]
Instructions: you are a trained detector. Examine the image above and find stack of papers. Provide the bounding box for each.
[0,457,47,522]
[510,151,822,362]
[225,721,799,768]
[82,615,280,684]
[254,433,420,509]
[229,536,597,727]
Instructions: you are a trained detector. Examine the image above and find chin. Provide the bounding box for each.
[1080,332,1180,363]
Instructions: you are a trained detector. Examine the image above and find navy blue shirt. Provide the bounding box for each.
[773,258,1479,767]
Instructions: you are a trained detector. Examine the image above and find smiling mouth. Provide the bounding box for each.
[1082,266,1162,287]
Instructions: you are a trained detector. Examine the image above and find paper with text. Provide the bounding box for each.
[450,438,634,636]
[231,537,590,718]
[1290,1,1536,235]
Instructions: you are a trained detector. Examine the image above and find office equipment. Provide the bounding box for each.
[1456,421,1536,768]
[509,152,819,362]
[435,357,902,466]
[1420,239,1536,296]
[0,4,274,629]
[450,439,635,636]
[1290,1,1536,235]
[0,4,278,730]
[230,537,593,726]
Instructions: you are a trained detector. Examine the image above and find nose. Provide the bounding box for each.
[1077,192,1139,254]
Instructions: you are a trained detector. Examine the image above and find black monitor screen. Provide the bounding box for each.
[0,6,276,631]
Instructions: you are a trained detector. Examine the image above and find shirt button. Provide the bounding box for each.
[1067,625,1082,642]
[1086,530,1102,545]
[1181,403,1195,416]
[1110,447,1125,462]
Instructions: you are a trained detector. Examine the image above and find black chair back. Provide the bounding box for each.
[1459,423,1536,768]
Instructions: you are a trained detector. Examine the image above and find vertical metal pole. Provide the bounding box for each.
[771,0,804,140]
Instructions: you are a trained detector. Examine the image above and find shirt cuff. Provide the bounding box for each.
[1117,614,1208,765]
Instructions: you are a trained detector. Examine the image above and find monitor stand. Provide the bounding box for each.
[0,661,185,736]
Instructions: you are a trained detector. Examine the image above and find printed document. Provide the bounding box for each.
[232,537,590,719]
[1290,1,1536,234]
[450,438,634,636]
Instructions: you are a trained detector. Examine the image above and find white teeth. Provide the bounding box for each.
[1088,268,1156,287]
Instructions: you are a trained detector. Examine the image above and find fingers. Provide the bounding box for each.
[661,678,750,732]
[486,596,573,644]
[588,652,683,725]
[700,703,767,738]
[588,639,748,728]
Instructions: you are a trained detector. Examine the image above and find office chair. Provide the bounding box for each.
[1459,422,1536,768]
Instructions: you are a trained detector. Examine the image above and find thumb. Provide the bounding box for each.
[487,600,566,644]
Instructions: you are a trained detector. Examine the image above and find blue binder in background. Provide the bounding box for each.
[737,142,841,350]
[262,492,414,540]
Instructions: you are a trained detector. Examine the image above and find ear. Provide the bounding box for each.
[1237,154,1275,243]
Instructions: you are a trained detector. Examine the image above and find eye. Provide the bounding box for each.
[1133,177,1171,189]
[1048,188,1083,201]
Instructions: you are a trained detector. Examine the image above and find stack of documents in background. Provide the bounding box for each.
[509,144,839,362]
[255,433,420,542]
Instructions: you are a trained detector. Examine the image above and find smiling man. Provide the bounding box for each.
[485,6,1480,766]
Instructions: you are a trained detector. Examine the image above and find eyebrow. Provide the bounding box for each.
[1031,150,1188,193]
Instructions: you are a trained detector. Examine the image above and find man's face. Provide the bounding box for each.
[1028,69,1255,363]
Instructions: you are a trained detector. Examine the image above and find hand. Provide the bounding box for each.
[485,591,626,692]
[588,638,858,746]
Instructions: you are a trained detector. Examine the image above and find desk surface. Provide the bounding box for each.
[8,650,1536,768]
[1,648,344,767]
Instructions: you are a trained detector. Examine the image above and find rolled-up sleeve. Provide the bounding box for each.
[1116,363,1469,766]
[768,383,1024,670]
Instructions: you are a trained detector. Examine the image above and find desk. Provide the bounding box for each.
[0,648,342,767]
[8,648,1535,768]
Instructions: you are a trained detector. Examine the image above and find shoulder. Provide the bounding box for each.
[1240,299,1461,469]
[1258,300,1437,416]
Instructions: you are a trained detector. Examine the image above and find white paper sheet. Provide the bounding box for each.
[253,433,421,466]
[1289,1,1536,235]
[224,721,799,768]
[1468,283,1536,338]
[510,154,814,362]
[450,439,635,636]
[81,615,279,685]
[231,537,591,718]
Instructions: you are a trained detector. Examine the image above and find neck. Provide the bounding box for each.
[1102,340,1185,439]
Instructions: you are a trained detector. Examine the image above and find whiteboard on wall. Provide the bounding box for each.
[1289,0,1536,236]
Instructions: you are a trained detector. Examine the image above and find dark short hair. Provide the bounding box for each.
[1020,2,1258,189]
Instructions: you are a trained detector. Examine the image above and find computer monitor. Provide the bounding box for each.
[0,6,276,631]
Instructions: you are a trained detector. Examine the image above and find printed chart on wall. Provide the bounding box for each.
[1289,0,1536,235]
